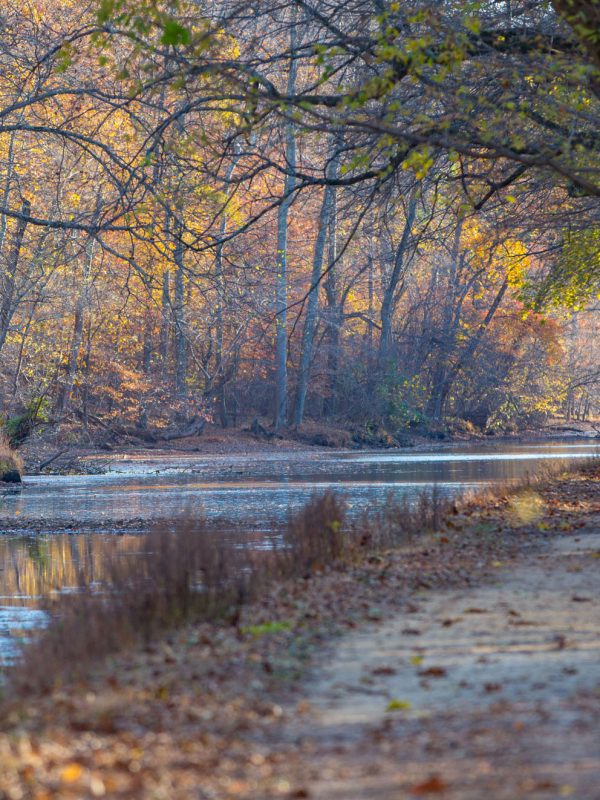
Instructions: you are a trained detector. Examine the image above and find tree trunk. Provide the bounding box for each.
[323,194,340,418]
[172,217,187,399]
[294,140,340,426]
[434,277,511,419]
[0,198,30,353]
[57,232,96,414]
[426,221,464,421]
[0,130,18,256]
[274,19,298,431]
[215,149,240,427]
[378,192,418,367]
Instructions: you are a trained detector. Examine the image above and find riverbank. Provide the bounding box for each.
[17,418,600,476]
[1,464,598,798]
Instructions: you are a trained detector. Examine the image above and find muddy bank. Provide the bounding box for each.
[1,466,598,799]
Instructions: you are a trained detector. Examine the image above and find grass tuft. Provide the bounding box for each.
[0,433,23,476]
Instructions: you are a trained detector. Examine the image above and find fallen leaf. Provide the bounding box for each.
[372,666,397,676]
[418,667,447,678]
[410,775,447,795]
[60,763,83,783]
[386,699,412,712]
[484,682,502,693]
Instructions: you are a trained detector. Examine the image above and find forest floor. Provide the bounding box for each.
[0,467,599,799]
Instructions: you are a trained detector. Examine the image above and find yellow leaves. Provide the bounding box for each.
[60,762,83,783]
[402,146,434,180]
[155,684,170,700]
[459,218,530,290]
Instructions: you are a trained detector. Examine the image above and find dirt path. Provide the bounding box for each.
[286,528,600,798]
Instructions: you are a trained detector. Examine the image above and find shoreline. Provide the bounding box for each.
[16,421,600,477]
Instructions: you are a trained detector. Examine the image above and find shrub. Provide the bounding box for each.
[4,397,50,446]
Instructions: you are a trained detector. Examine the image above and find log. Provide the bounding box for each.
[38,449,68,471]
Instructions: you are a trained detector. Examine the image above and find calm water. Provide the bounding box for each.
[0,439,597,661]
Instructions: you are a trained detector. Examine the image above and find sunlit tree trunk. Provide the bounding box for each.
[0,130,18,256]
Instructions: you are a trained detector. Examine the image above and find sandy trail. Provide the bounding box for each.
[288,528,600,799]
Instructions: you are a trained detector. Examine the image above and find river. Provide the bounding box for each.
[0,439,597,661]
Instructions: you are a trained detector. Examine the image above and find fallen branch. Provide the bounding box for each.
[38,449,68,471]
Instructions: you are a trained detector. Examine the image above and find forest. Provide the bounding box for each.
[0,0,598,448]
[0,4,600,799]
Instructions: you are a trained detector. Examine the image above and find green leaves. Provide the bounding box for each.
[160,20,190,47]
[97,1,192,48]
[529,228,600,310]
[386,698,412,712]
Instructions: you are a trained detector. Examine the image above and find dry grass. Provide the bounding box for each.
[6,493,347,695]
[0,433,23,475]
[5,484,453,696]
[354,485,448,551]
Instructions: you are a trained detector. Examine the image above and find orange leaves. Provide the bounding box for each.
[59,762,83,783]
